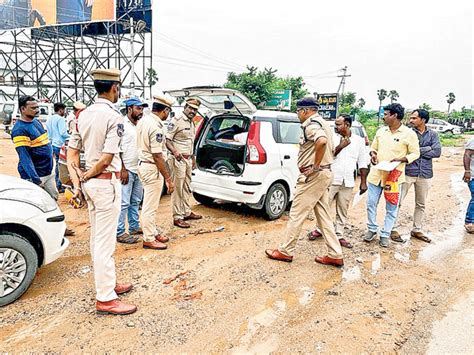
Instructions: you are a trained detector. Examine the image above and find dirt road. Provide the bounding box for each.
[0,135,473,353]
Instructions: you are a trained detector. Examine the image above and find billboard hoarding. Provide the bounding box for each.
[0,0,116,31]
[317,93,338,120]
[263,89,292,111]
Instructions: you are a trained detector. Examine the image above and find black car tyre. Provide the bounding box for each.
[193,192,215,206]
[262,183,288,220]
[0,232,38,307]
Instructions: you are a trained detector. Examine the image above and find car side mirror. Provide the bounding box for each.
[224,100,234,110]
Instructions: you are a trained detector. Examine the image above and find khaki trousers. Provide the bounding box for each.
[82,176,120,302]
[169,156,192,220]
[328,182,353,238]
[138,163,164,242]
[394,176,431,233]
[279,170,343,259]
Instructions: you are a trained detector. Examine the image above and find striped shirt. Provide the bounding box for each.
[11,118,53,184]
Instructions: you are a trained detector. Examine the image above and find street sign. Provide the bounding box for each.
[263,90,292,111]
[317,93,338,120]
[378,106,384,118]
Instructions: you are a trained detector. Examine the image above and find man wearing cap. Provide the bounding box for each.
[136,95,175,250]
[66,101,86,134]
[265,97,344,267]
[166,98,202,228]
[116,98,147,244]
[67,68,137,315]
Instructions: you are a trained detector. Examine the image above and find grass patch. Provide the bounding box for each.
[439,133,465,147]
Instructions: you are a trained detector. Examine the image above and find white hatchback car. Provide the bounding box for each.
[165,87,301,220]
[0,174,69,306]
[427,119,462,135]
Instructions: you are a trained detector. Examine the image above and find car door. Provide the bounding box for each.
[276,118,300,197]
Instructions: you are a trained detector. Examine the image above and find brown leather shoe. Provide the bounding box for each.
[143,240,167,250]
[114,283,133,295]
[465,223,474,234]
[390,230,405,243]
[338,238,353,249]
[96,299,137,315]
[410,231,431,243]
[265,249,293,262]
[64,228,75,236]
[308,229,323,241]
[174,219,191,228]
[155,234,169,243]
[184,212,202,220]
[315,255,344,267]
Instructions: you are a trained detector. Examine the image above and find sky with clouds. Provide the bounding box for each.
[152,0,473,111]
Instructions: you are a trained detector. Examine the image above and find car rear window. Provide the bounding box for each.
[279,121,300,144]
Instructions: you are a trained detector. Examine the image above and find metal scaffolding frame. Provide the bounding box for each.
[0,11,152,105]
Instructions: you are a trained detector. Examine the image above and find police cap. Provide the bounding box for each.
[90,68,121,82]
[185,97,201,109]
[296,96,319,109]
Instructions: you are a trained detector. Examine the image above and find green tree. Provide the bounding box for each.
[67,58,82,77]
[225,66,307,110]
[377,89,388,108]
[357,97,366,108]
[388,89,399,103]
[340,92,356,107]
[419,103,432,111]
[145,68,159,98]
[446,92,456,114]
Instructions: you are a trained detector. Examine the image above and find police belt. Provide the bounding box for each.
[91,171,120,179]
[319,164,331,171]
[139,160,154,165]
[173,154,193,159]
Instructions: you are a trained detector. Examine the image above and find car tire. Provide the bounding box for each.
[0,232,38,306]
[262,183,288,220]
[446,129,453,135]
[193,192,214,206]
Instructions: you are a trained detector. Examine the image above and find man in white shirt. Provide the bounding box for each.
[116,98,148,243]
[308,114,369,248]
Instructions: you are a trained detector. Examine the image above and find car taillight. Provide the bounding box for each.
[246,121,267,164]
[365,136,369,146]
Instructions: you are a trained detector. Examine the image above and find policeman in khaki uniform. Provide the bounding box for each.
[136,96,175,250]
[265,97,344,267]
[166,97,203,228]
[67,68,137,315]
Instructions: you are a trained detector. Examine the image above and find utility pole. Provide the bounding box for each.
[130,17,135,97]
[337,66,351,96]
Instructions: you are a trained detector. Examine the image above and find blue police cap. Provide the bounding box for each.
[296,97,319,109]
[124,98,148,108]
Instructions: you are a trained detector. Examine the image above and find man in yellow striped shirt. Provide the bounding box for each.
[11,95,57,200]
[364,103,420,247]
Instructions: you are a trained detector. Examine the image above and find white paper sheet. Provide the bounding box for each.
[373,160,399,171]
[352,191,366,207]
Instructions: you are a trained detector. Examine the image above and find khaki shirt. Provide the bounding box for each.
[136,112,167,163]
[166,113,195,155]
[368,124,420,185]
[68,98,123,172]
[298,113,334,170]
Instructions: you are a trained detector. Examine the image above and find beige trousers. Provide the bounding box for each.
[82,176,120,302]
[138,163,164,242]
[169,156,192,220]
[279,170,343,259]
[328,182,353,238]
[394,176,431,233]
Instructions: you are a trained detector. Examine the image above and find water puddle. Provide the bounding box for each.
[298,286,315,306]
[393,251,410,263]
[342,266,362,282]
[419,173,466,262]
[426,291,474,354]
[363,253,382,275]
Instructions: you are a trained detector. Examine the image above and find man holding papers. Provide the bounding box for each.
[364,103,420,247]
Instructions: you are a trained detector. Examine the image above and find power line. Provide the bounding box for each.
[154,54,240,72]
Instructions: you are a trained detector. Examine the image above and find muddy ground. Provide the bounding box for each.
[0,135,473,353]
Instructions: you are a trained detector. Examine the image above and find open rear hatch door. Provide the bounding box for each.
[164,86,257,116]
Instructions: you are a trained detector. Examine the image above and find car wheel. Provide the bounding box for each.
[262,183,288,220]
[0,232,38,306]
[193,192,215,206]
[445,129,453,135]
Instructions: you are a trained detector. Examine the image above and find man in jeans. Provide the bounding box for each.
[364,103,420,247]
[391,109,441,243]
[463,138,474,233]
[45,102,69,193]
[116,98,148,244]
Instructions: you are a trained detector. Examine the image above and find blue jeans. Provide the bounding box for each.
[117,171,143,236]
[367,183,400,239]
[52,146,62,190]
[465,180,474,224]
